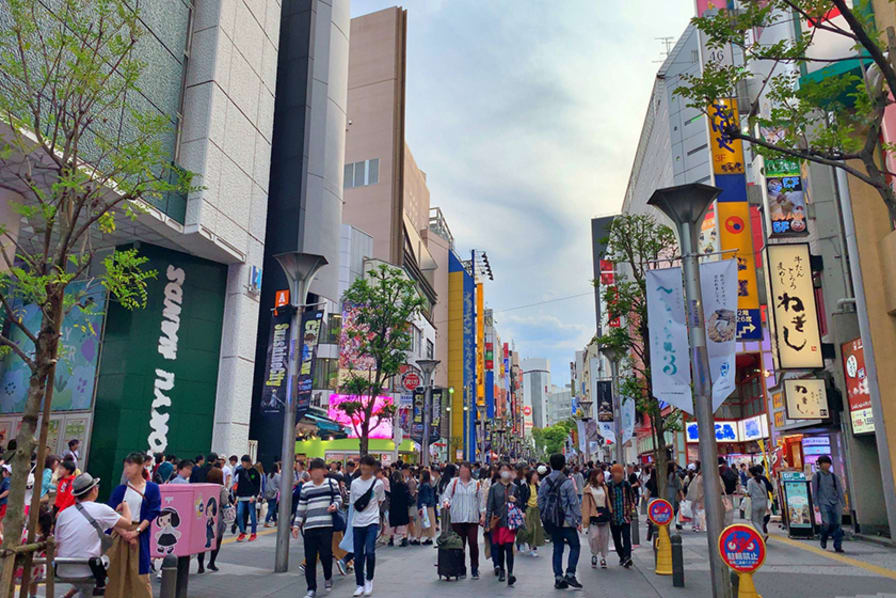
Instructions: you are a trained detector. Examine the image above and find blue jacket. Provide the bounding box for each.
[537,470,582,528]
[108,482,161,575]
[416,482,436,509]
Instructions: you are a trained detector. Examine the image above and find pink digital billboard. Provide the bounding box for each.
[328,394,394,439]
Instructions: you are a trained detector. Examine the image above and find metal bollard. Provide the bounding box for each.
[160,555,178,598]
[631,511,640,547]
[670,534,684,587]
[730,569,740,594]
[176,555,191,598]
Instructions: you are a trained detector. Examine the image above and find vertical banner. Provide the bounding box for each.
[260,309,292,414]
[764,157,809,237]
[476,283,485,407]
[296,310,323,418]
[621,395,635,445]
[842,338,874,434]
[646,267,693,413]
[717,200,762,340]
[766,244,823,369]
[576,419,587,454]
[596,380,615,444]
[700,259,738,411]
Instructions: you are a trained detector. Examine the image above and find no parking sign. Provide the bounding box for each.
[719,524,766,597]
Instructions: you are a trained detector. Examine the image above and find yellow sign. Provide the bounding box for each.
[476,282,485,406]
[766,243,823,369]
[709,98,745,175]
[717,201,759,310]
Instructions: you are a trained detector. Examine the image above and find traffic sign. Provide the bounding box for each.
[402,372,421,392]
[648,499,674,526]
[718,524,766,573]
[523,406,532,416]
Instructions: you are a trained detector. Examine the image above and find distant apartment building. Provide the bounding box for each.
[547,387,573,427]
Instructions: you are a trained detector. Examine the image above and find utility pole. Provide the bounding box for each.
[417,359,439,466]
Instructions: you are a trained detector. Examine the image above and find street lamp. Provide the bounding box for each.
[598,343,626,466]
[648,183,730,598]
[272,251,328,574]
[416,359,440,466]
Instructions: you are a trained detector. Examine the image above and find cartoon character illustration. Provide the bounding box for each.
[205,497,218,549]
[155,507,182,555]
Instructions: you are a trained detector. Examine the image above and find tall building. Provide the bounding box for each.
[522,358,551,430]
[547,387,572,427]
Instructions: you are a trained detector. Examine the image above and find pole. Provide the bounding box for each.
[610,356,624,465]
[678,218,731,598]
[419,364,437,467]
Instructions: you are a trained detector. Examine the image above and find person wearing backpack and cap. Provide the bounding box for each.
[812,455,846,553]
[537,454,583,590]
[55,473,137,598]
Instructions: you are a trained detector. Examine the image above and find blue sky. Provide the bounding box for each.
[349,1,694,385]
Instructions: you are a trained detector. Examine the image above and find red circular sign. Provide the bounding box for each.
[725,216,745,235]
[523,406,532,416]
[402,372,420,391]
[648,499,674,526]
[718,524,766,573]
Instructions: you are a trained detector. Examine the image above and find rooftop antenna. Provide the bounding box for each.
[653,36,675,63]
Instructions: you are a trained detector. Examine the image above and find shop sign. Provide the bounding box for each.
[260,309,292,414]
[783,378,828,419]
[738,415,769,442]
[783,480,813,528]
[296,310,323,418]
[716,200,762,340]
[719,524,766,573]
[766,244,823,369]
[764,158,808,237]
[709,99,745,175]
[685,421,739,443]
[842,338,874,434]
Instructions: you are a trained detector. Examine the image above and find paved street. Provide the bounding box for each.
[143,518,896,598]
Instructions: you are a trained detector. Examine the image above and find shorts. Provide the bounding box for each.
[0,504,7,519]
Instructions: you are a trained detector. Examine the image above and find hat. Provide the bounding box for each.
[72,473,100,497]
[687,463,697,471]
[537,465,548,476]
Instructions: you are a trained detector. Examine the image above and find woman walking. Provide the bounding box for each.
[107,453,161,598]
[523,469,544,557]
[582,469,611,569]
[746,465,770,540]
[444,463,484,578]
[388,470,411,546]
[667,462,684,530]
[264,463,281,527]
[485,462,519,586]
[416,470,436,545]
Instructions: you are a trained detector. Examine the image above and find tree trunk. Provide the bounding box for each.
[359,410,370,457]
[652,412,669,499]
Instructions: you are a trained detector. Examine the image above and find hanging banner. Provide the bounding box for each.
[766,244,823,369]
[783,378,829,420]
[260,309,293,414]
[296,310,324,418]
[764,157,808,237]
[621,395,635,445]
[596,379,615,444]
[842,338,874,434]
[576,419,587,454]
[647,267,693,413]
[716,201,762,340]
[701,259,738,411]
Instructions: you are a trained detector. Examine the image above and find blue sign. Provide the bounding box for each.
[736,308,762,340]
[686,421,738,443]
[718,524,765,573]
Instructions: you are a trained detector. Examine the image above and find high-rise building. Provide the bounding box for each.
[521,358,551,430]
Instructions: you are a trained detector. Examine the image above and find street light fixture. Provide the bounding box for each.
[648,183,730,598]
[271,251,328,574]
[598,343,626,466]
[416,359,440,466]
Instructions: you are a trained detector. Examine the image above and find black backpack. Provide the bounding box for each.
[721,467,739,494]
[540,476,565,532]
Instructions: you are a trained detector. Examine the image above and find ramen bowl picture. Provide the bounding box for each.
[707,309,736,343]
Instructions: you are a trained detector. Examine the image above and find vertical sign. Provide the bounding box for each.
[296,310,324,418]
[764,158,809,237]
[766,244,823,369]
[646,267,693,414]
[708,99,745,178]
[476,283,485,406]
[783,378,828,420]
[717,201,762,340]
[260,309,292,414]
[842,338,874,434]
[701,259,739,411]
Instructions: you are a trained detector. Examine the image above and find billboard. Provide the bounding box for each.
[328,393,394,439]
[842,338,874,434]
[764,158,808,237]
[717,200,761,340]
[766,244,823,369]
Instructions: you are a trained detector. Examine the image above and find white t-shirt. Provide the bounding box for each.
[123,486,143,522]
[223,465,233,488]
[349,477,384,528]
[55,502,121,578]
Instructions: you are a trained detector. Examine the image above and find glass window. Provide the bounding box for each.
[344,163,354,189]
[353,161,365,188]
[426,339,434,359]
[367,159,379,185]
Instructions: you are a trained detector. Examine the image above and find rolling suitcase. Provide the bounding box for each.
[437,547,466,580]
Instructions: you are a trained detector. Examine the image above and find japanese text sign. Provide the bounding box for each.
[784,378,828,420]
[648,499,674,526]
[842,338,874,434]
[766,244,823,369]
[717,200,761,340]
[719,524,766,573]
[709,99,745,175]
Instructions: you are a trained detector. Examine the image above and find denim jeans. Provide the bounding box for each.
[549,526,580,578]
[265,498,278,523]
[819,503,843,550]
[237,500,257,534]
[352,524,379,587]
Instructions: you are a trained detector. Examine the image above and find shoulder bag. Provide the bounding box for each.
[76,503,116,553]
[353,479,376,512]
[328,480,347,532]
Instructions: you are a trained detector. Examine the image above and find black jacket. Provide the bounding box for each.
[514,478,530,506]
[234,466,261,498]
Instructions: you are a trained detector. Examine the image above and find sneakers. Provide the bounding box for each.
[264,522,273,528]
[498,568,506,582]
[304,591,315,598]
[507,574,516,586]
[471,569,479,580]
[554,577,569,590]
[352,587,364,597]
[363,580,373,596]
[623,557,633,569]
[324,579,333,591]
[197,564,205,574]
[600,558,607,569]
[494,566,501,577]
[237,533,246,542]
[299,563,306,575]
[591,556,597,569]
[820,540,828,550]
[249,533,257,542]
[530,548,538,557]
[208,563,219,572]
[565,575,583,590]
[421,539,433,545]
[399,538,408,547]
[336,559,347,576]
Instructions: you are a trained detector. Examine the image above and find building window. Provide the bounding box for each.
[426,339,434,359]
[344,159,380,189]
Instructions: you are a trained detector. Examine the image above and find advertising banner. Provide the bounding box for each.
[296,310,323,418]
[784,481,813,529]
[260,309,292,414]
[716,201,761,340]
[842,338,874,434]
[699,209,720,258]
[621,395,635,445]
[328,393,394,439]
[783,378,828,420]
[150,484,221,557]
[476,283,484,406]
[766,244,823,369]
[701,259,738,411]
[708,99,745,176]
[646,267,692,413]
[596,379,615,444]
[764,158,808,237]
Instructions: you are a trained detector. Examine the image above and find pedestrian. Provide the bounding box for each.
[812,455,845,553]
[416,470,436,545]
[523,469,545,556]
[349,455,385,597]
[293,458,341,598]
[153,455,174,484]
[537,453,583,590]
[485,462,519,586]
[667,461,684,530]
[479,465,496,562]
[719,457,739,526]
[582,468,611,569]
[62,439,81,470]
[189,455,205,482]
[106,452,161,598]
[54,460,78,516]
[572,465,585,505]
[39,454,59,506]
[746,465,769,540]
[512,464,531,554]
[264,462,281,527]
[387,470,411,546]
[606,463,635,569]
[169,460,193,484]
[444,462,484,579]
[224,455,237,489]
[234,454,261,542]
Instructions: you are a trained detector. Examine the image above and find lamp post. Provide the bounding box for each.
[599,344,626,466]
[272,251,328,574]
[648,183,730,598]
[416,359,440,466]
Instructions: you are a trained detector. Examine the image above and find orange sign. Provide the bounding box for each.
[275,289,290,307]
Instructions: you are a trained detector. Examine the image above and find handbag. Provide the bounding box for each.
[222,503,236,526]
[680,500,694,519]
[507,503,524,530]
[75,503,115,553]
[353,479,376,512]
[329,480,347,532]
[722,494,734,512]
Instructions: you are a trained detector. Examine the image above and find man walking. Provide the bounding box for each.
[349,455,385,596]
[537,453,583,590]
[234,455,261,541]
[607,464,635,568]
[293,458,342,598]
[812,456,845,553]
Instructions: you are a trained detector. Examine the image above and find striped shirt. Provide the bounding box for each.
[296,478,342,530]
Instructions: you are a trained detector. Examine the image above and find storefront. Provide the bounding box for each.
[295,437,417,465]
[684,415,772,468]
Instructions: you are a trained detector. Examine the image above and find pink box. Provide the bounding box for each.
[150,484,221,558]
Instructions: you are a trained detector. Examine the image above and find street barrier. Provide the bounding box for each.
[671,534,684,587]
[631,510,640,546]
[648,499,674,576]
[160,555,178,598]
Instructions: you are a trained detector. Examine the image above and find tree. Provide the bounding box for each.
[676,0,896,223]
[338,263,425,457]
[532,419,575,458]
[596,213,678,494]
[0,0,193,589]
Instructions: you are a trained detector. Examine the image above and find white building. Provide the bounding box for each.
[521,358,550,430]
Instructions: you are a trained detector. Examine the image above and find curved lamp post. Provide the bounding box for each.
[416,359,440,466]
[598,343,626,466]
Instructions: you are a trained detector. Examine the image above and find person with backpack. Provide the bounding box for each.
[607,463,635,569]
[264,463,281,528]
[293,458,342,598]
[537,454,583,590]
[485,462,521,586]
[349,455,385,597]
[812,455,846,553]
[444,462,484,578]
[719,458,740,526]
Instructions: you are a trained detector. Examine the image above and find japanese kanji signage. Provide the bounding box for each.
[709,99,745,175]
[842,338,874,434]
[766,244,823,369]
[717,201,761,340]
[783,378,829,420]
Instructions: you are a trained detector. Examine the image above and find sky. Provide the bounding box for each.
[349,1,694,386]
